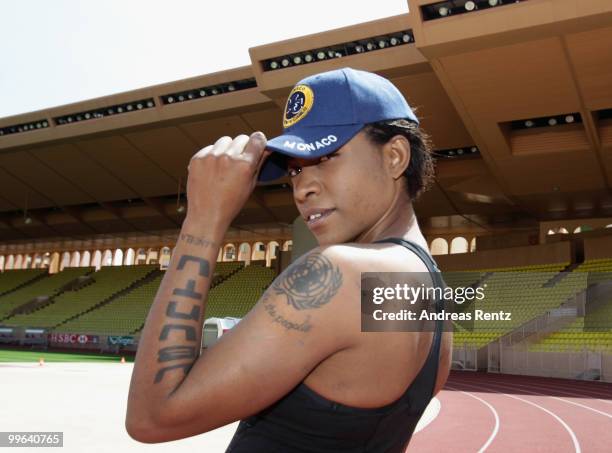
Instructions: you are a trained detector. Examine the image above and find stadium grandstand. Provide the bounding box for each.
[1,0,612,391]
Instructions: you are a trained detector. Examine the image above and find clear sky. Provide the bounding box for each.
[0,0,409,119]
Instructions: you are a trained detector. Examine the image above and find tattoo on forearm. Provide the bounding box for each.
[264,303,312,332]
[166,301,200,320]
[173,280,203,300]
[180,233,218,249]
[159,324,197,341]
[177,255,210,277]
[154,254,211,384]
[273,251,342,310]
[154,363,193,383]
[158,345,197,362]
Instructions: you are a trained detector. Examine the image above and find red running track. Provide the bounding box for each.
[406,371,612,452]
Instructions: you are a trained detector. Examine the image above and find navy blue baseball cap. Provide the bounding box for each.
[258,67,419,182]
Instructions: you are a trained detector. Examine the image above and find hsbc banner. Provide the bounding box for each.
[48,333,99,344]
[108,336,135,346]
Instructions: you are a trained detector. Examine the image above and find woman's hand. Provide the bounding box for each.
[184,131,271,230]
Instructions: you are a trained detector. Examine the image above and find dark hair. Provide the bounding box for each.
[362,119,435,201]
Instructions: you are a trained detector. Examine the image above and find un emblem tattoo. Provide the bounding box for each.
[272,251,342,310]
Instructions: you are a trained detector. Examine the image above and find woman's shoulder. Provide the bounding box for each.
[316,240,431,274]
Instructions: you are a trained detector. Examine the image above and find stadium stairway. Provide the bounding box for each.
[130,263,276,334]
[5,264,160,329]
[458,257,612,355]
[0,269,48,298]
[66,262,245,335]
[542,261,582,287]
[53,272,165,335]
[210,262,245,288]
[51,266,164,330]
[451,262,589,349]
[0,267,96,322]
[525,258,612,353]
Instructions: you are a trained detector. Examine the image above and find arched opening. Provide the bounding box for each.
[469,237,477,253]
[124,248,135,265]
[59,252,71,271]
[34,253,49,269]
[237,243,251,263]
[113,249,124,266]
[24,254,33,269]
[223,244,236,261]
[430,238,448,256]
[0,255,4,272]
[80,251,91,267]
[49,252,61,273]
[102,249,113,267]
[547,229,556,236]
[41,253,51,269]
[135,248,147,265]
[160,247,172,269]
[558,227,569,234]
[70,251,81,268]
[146,248,158,265]
[282,240,293,252]
[91,250,102,270]
[6,255,15,270]
[251,242,266,261]
[266,241,280,267]
[573,225,593,234]
[450,237,469,254]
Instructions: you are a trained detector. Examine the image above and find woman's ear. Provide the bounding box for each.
[384,135,411,180]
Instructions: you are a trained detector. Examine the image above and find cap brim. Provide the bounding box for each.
[258,124,364,182]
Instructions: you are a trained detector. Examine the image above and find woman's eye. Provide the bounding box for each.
[320,153,338,163]
[287,167,301,177]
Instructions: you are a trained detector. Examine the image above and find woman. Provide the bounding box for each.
[126,67,452,452]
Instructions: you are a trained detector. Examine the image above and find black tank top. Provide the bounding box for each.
[225,237,445,453]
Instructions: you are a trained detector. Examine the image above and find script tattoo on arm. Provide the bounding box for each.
[179,233,219,249]
[272,251,343,311]
[154,254,209,385]
[262,292,313,332]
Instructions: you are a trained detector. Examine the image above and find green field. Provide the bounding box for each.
[0,348,134,363]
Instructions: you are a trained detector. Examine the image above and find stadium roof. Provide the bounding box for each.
[1,0,611,243]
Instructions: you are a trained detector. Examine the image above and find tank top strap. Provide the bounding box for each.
[372,237,445,401]
[373,237,445,297]
[373,237,440,275]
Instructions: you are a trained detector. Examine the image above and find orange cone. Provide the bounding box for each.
[120,356,126,364]
[39,357,44,366]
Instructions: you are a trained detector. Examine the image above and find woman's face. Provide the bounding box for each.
[286,131,396,246]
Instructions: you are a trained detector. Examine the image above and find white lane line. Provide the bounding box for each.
[494,378,612,400]
[471,380,612,419]
[509,380,612,406]
[495,378,612,399]
[455,381,581,453]
[445,385,499,453]
[450,376,612,406]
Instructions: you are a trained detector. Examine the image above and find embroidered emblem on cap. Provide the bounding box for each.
[284,85,314,128]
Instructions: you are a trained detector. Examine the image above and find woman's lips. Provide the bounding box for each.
[306,209,335,228]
